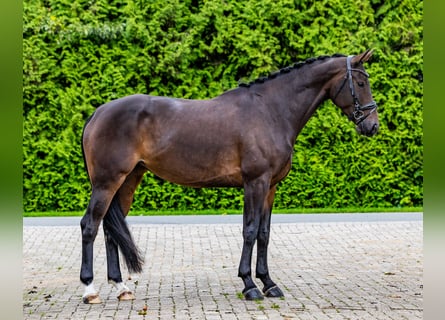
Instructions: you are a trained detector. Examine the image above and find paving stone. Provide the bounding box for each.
[23,219,422,319]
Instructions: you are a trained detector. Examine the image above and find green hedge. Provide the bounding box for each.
[23,0,423,212]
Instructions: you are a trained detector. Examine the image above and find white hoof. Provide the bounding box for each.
[118,291,135,301]
[82,294,102,304]
[82,282,101,304]
[109,280,135,301]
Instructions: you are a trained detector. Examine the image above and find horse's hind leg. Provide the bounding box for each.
[104,165,146,301]
[103,198,135,301]
[80,182,124,304]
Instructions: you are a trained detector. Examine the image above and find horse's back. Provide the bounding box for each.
[89,93,235,125]
[85,94,199,138]
[83,94,247,187]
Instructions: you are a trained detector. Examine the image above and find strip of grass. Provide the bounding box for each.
[23,207,423,217]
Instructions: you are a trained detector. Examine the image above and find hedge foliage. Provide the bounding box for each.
[23,0,423,212]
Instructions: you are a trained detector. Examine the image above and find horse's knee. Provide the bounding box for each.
[82,228,98,243]
[81,216,98,242]
[243,227,258,246]
[257,229,270,245]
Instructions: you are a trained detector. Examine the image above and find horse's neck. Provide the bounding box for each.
[261,60,341,140]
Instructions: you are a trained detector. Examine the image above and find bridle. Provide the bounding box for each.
[333,55,378,125]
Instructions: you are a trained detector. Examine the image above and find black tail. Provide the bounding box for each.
[103,197,144,273]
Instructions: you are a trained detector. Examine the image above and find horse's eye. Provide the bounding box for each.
[357,81,365,87]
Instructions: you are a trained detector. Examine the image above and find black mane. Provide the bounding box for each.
[238,53,346,88]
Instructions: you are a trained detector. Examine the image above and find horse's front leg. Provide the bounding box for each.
[238,176,270,300]
[256,185,284,298]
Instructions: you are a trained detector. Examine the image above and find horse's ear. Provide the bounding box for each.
[352,49,374,65]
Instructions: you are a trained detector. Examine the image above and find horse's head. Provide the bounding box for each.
[330,49,379,137]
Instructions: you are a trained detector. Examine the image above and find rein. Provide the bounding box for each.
[334,55,377,125]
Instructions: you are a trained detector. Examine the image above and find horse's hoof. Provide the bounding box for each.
[243,287,264,300]
[83,294,102,304]
[263,285,284,298]
[118,291,135,301]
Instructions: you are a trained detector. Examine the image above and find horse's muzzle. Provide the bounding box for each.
[357,122,379,137]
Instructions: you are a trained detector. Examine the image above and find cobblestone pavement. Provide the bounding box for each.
[23,215,423,319]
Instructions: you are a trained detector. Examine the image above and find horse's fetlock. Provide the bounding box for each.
[107,275,123,284]
[80,274,93,286]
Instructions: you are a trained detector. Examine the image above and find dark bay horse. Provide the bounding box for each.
[80,50,379,303]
